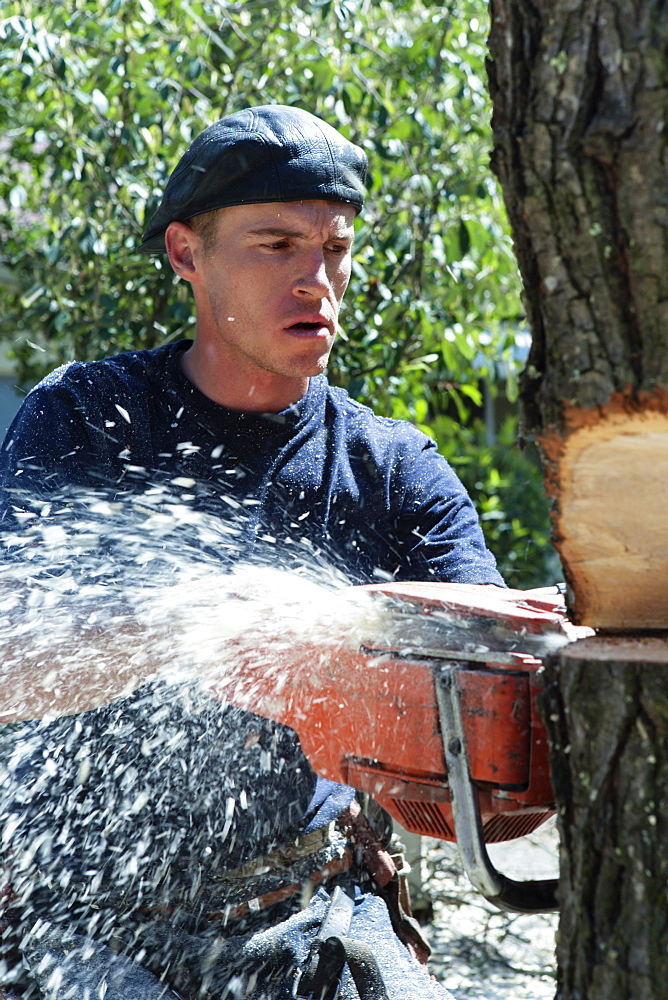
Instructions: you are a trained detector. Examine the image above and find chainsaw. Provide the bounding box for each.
[206,582,585,915]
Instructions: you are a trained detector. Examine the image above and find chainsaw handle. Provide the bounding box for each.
[435,664,559,915]
[484,873,559,915]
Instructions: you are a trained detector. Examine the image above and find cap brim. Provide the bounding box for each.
[136,233,167,255]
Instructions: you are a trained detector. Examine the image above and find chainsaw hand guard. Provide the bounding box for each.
[436,663,558,913]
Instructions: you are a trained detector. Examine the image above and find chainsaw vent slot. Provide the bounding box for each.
[481,810,555,844]
[381,798,455,840]
[374,796,554,845]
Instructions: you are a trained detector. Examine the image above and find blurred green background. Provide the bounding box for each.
[0,0,560,587]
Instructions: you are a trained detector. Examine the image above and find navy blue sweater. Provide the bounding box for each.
[0,341,502,923]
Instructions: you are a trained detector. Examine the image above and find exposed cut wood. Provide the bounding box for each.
[539,392,668,629]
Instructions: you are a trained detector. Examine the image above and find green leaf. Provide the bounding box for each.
[459,218,471,255]
[459,383,483,407]
[187,57,204,80]
[91,87,109,115]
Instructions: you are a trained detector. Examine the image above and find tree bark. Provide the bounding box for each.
[486,3,668,997]
[542,637,668,999]
[487,0,668,629]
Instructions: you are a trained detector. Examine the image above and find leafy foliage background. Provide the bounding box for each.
[0,0,557,586]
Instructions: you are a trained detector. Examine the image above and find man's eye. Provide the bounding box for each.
[263,240,290,250]
[326,244,348,255]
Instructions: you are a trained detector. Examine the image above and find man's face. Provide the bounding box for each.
[191,200,356,382]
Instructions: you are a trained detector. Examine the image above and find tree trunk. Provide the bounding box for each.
[487,0,668,629]
[542,637,668,999]
[486,3,668,998]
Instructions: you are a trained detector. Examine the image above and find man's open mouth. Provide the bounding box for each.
[288,321,328,332]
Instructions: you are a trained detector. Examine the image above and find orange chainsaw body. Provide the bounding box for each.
[281,645,552,844]
[207,582,565,845]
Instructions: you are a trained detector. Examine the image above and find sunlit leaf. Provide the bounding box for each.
[91,87,109,115]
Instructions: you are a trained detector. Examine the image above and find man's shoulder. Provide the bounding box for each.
[30,342,180,399]
[24,344,187,420]
[323,382,431,450]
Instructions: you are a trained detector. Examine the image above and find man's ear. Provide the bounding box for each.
[165,221,201,283]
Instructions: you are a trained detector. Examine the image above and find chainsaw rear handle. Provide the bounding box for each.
[435,663,558,914]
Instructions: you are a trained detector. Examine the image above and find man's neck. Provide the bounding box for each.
[179,341,310,413]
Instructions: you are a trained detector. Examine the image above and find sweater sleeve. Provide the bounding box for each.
[0,370,129,529]
[392,435,505,586]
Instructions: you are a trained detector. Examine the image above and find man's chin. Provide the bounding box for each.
[288,351,332,379]
[310,356,331,376]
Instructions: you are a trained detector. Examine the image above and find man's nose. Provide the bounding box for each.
[293,250,330,297]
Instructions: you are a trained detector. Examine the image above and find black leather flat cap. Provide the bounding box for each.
[137,105,367,254]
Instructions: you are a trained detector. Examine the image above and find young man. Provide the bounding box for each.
[0,106,503,998]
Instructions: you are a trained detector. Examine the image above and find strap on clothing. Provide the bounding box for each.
[206,850,352,923]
